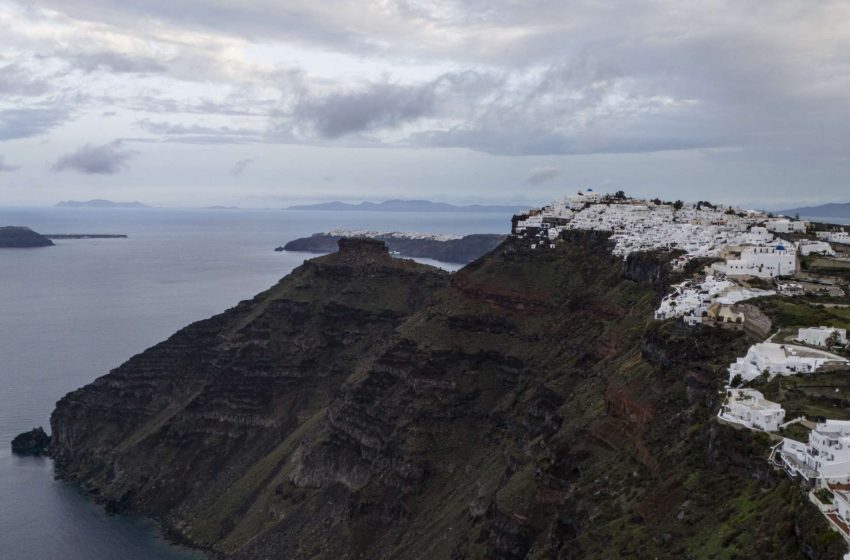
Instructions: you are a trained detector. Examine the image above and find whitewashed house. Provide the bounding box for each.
[817,231,850,245]
[781,420,850,484]
[799,240,836,256]
[766,218,808,234]
[728,342,849,382]
[797,327,848,348]
[719,388,785,432]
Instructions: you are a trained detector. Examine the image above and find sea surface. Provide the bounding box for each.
[800,215,850,225]
[0,207,509,560]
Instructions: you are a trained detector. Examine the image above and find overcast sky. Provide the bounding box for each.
[1,1,849,208]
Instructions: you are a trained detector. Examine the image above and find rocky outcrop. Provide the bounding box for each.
[48,235,841,559]
[11,427,50,454]
[283,232,506,264]
[0,226,54,248]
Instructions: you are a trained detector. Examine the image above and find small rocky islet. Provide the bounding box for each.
[11,427,50,455]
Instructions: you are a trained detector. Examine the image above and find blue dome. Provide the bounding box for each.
[776,243,785,251]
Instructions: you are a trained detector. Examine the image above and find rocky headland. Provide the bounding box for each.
[0,226,54,248]
[44,233,846,559]
[282,231,506,264]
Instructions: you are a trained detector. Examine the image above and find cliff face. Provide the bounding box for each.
[50,235,843,559]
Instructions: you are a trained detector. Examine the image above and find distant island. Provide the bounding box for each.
[0,226,128,247]
[777,202,850,219]
[44,234,128,240]
[55,199,150,209]
[0,226,54,248]
[281,230,506,263]
[286,199,528,213]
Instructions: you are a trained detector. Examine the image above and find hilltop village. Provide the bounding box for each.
[514,191,850,554]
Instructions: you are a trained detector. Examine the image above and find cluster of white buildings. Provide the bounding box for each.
[654,273,774,324]
[514,193,816,285]
[729,342,848,383]
[513,193,774,261]
[720,328,848,432]
[720,327,849,545]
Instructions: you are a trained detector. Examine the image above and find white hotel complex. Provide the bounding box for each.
[728,342,848,383]
[781,421,850,485]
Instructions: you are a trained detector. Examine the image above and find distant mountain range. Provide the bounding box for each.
[286,199,527,213]
[55,199,150,208]
[776,202,850,219]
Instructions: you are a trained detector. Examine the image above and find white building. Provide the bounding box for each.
[715,242,797,278]
[765,218,808,234]
[764,218,809,233]
[798,239,836,256]
[740,226,774,245]
[797,327,848,348]
[719,388,785,432]
[816,231,850,245]
[728,342,849,383]
[781,420,850,484]
[832,232,850,245]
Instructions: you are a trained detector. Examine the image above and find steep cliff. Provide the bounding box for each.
[50,234,843,559]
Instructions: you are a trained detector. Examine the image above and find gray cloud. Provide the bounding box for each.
[11,1,849,160]
[0,64,50,96]
[135,118,263,143]
[0,107,69,141]
[0,155,19,172]
[525,166,561,185]
[294,81,438,138]
[230,158,254,175]
[70,51,167,74]
[52,141,138,174]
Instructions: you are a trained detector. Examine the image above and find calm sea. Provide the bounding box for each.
[0,207,509,560]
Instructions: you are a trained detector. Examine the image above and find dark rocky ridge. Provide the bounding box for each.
[0,226,54,248]
[282,232,506,264]
[49,235,844,559]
